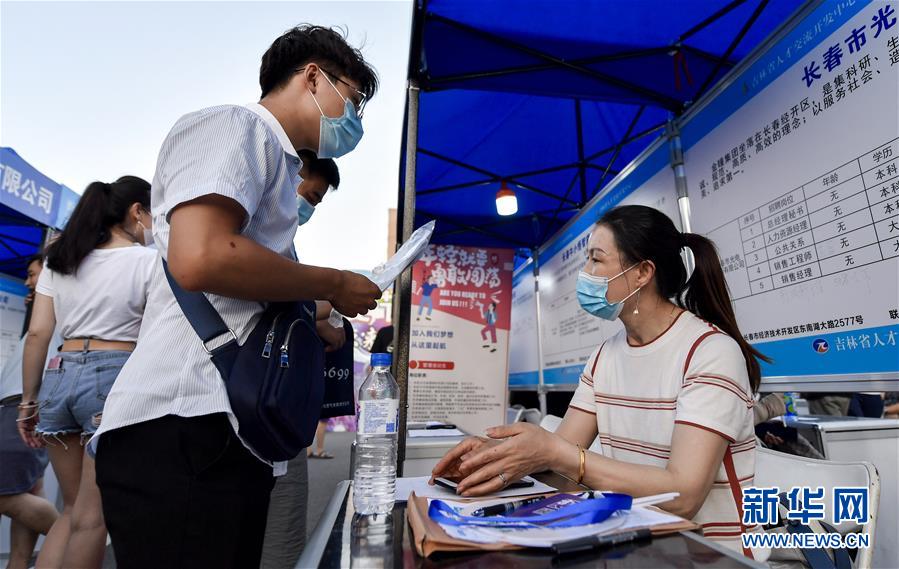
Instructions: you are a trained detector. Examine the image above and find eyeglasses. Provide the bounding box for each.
[297,65,368,118]
[323,69,368,118]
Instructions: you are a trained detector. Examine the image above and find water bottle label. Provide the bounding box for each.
[358,399,399,435]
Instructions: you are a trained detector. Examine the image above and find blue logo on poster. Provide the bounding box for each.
[812,339,829,353]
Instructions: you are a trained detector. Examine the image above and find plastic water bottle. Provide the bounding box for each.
[353,353,399,515]
[783,392,798,418]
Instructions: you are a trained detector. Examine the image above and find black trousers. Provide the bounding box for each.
[95,413,275,569]
[849,393,885,418]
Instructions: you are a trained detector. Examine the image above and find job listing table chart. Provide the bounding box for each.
[710,138,899,301]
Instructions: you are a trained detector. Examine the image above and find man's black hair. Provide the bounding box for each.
[299,150,340,189]
[260,25,378,100]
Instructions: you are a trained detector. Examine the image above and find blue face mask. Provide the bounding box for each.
[576,263,641,320]
[311,74,364,159]
[296,195,315,226]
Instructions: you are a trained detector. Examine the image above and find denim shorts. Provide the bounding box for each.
[37,350,131,440]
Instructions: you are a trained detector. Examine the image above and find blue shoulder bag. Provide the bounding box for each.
[163,260,324,461]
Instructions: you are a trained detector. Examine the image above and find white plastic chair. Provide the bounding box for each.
[521,407,542,425]
[506,406,524,424]
[755,447,880,568]
[539,413,563,432]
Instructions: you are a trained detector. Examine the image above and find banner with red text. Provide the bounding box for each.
[408,245,514,434]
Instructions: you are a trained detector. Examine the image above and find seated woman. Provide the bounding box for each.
[431,205,769,559]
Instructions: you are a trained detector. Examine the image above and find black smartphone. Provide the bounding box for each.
[434,476,536,491]
[433,477,460,491]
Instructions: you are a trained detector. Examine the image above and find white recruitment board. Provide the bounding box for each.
[681,0,899,390]
[509,138,682,389]
[508,258,540,388]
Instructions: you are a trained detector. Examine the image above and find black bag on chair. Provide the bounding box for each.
[319,318,356,419]
[163,261,325,462]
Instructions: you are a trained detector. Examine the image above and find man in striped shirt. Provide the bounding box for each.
[92,26,381,568]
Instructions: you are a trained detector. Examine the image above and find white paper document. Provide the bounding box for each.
[395,475,555,502]
[408,428,465,438]
[358,220,435,292]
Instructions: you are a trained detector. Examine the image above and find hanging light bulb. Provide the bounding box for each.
[495,181,518,216]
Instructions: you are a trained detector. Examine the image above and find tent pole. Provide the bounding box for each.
[394,81,420,477]
[575,99,587,206]
[667,118,695,275]
[533,254,547,417]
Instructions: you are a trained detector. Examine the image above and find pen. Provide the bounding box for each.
[471,495,546,517]
[552,528,652,555]
[425,424,457,430]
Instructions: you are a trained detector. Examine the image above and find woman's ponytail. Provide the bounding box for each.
[45,176,150,275]
[680,232,770,392]
[598,205,770,393]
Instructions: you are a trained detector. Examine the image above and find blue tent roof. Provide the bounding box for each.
[403,0,806,249]
[0,147,78,279]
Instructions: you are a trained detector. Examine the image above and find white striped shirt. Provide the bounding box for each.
[569,311,768,561]
[92,103,302,468]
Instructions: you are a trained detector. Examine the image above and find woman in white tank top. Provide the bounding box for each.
[17,176,156,569]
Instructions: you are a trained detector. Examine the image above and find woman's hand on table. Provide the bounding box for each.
[430,422,566,497]
[429,436,495,483]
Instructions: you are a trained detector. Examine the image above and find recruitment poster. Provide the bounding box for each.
[408,245,514,434]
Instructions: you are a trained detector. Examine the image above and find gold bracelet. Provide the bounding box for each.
[576,443,586,485]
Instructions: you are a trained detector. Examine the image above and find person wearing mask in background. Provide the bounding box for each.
[260,150,344,569]
[432,205,770,560]
[17,176,155,569]
[91,25,381,569]
[297,148,344,462]
[0,254,59,569]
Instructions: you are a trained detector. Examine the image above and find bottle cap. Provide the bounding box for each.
[371,352,392,367]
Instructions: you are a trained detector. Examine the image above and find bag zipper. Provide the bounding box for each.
[279,318,304,368]
[262,312,283,359]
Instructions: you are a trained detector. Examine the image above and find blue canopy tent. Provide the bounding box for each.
[402,0,806,250]
[391,0,808,471]
[0,147,78,279]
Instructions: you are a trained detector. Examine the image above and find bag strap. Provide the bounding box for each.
[775,493,853,569]
[785,523,845,569]
[162,259,236,349]
[429,493,632,529]
[818,520,853,569]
